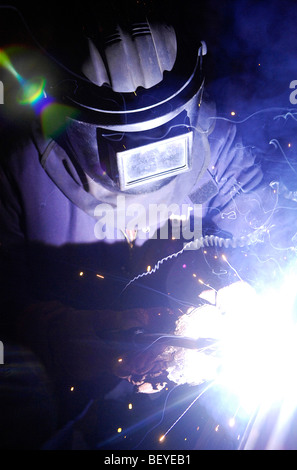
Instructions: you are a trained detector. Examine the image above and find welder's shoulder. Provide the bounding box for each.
[208,118,238,152]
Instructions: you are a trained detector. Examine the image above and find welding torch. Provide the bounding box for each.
[96,327,217,352]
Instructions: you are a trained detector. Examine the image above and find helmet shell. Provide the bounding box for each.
[82,21,177,92]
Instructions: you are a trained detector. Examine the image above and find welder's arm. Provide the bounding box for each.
[204,121,265,237]
[17,301,175,383]
[204,122,297,246]
[0,164,175,389]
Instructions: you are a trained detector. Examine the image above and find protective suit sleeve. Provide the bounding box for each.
[204,120,266,237]
[204,120,297,248]
[17,301,175,382]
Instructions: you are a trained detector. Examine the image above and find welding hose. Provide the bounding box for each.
[184,230,264,250]
[123,229,265,291]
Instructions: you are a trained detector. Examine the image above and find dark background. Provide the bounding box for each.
[2,0,297,111]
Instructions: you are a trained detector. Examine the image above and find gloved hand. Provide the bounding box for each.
[111,330,176,393]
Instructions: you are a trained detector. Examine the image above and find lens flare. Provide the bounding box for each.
[0,47,80,138]
[0,48,22,82]
[0,48,46,107]
[17,77,46,105]
[40,103,79,138]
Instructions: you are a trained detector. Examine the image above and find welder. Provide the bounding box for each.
[0,0,289,449]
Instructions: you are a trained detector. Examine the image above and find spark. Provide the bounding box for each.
[209,107,297,126]
[269,139,297,175]
[159,381,215,440]
[198,278,217,293]
[96,273,105,279]
[222,254,243,282]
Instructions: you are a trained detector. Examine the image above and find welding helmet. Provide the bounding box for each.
[50,16,209,196]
